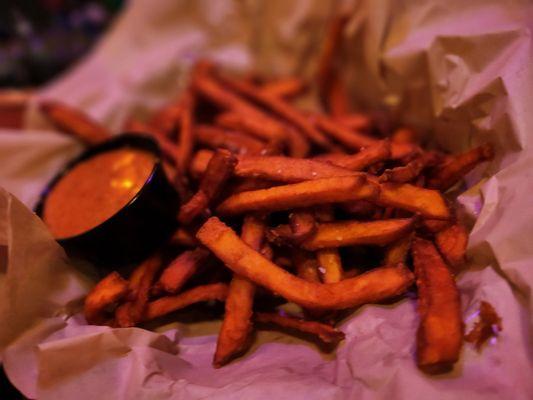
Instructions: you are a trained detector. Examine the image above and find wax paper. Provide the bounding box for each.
[0,0,532,399]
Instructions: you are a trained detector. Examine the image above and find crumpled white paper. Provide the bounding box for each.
[1,0,532,399]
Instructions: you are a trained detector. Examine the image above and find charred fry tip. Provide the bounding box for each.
[143,283,229,322]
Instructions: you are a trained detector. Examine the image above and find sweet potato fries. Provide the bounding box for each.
[80,17,494,374]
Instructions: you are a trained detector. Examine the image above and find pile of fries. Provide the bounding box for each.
[39,17,495,374]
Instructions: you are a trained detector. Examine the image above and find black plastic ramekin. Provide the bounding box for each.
[35,133,180,268]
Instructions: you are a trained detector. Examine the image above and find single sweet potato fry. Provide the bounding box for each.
[217,176,377,215]
[316,140,391,171]
[267,210,317,246]
[193,151,357,182]
[260,78,307,99]
[84,272,128,325]
[380,158,426,184]
[123,118,165,138]
[190,149,214,178]
[198,149,238,200]
[214,214,267,367]
[412,238,463,374]
[144,283,229,321]
[114,303,134,328]
[213,276,254,367]
[229,178,275,194]
[301,218,415,250]
[235,155,358,183]
[176,91,195,172]
[216,112,298,156]
[313,114,375,150]
[390,142,421,160]
[316,14,349,109]
[420,218,452,233]
[178,149,237,224]
[284,125,311,158]
[380,151,442,184]
[334,113,372,132]
[435,224,468,268]
[155,248,210,294]
[214,111,286,142]
[217,75,335,150]
[314,114,418,160]
[343,269,363,279]
[391,128,417,144]
[327,75,351,117]
[291,249,328,319]
[197,218,415,310]
[384,234,414,265]
[241,214,268,252]
[315,206,342,283]
[115,253,163,327]
[317,249,343,283]
[292,249,322,283]
[428,144,494,191]
[370,179,450,220]
[255,312,345,345]
[196,124,265,155]
[173,166,192,204]
[179,193,211,226]
[40,100,110,145]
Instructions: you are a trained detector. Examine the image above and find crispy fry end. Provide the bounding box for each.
[412,238,463,374]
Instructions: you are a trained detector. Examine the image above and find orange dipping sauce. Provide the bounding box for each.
[43,148,156,239]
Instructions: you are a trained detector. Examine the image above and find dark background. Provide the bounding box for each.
[0,0,123,87]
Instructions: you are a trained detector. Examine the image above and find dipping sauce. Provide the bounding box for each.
[43,148,156,239]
